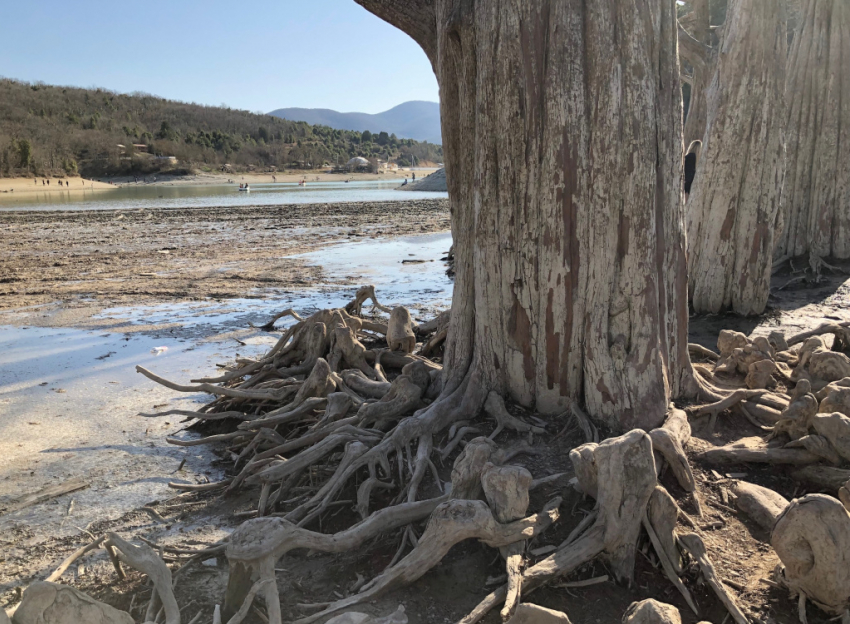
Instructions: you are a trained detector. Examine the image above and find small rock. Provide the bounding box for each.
[622,599,681,623]
[326,606,407,624]
[12,582,134,624]
[507,603,572,623]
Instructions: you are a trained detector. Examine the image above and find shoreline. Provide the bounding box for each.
[0,168,438,195]
[100,168,438,187]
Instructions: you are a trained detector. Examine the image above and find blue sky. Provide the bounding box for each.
[0,0,439,114]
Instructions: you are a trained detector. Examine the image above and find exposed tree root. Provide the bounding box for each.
[125,286,850,624]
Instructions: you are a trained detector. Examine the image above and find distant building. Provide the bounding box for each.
[345,157,371,172]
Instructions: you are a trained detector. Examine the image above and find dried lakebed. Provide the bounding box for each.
[0,198,451,311]
[3,199,850,622]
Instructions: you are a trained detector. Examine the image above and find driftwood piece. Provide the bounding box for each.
[345,285,393,316]
[810,351,850,383]
[815,377,850,401]
[678,533,749,624]
[481,463,533,621]
[788,322,850,347]
[0,478,88,515]
[772,494,850,615]
[387,307,416,353]
[325,606,407,624]
[646,487,682,575]
[718,330,750,357]
[746,359,777,390]
[698,437,821,465]
[45,536,106,582]
[688,343,719,361]
[819,386,850,417]
[731,481,789,531]
[791,466,850,493]
[622,599,681,624]
[342,370,391,399]
[107,533,180,624]
[786,434,844,465]
[812,412,850,462]
[12,582,134,624]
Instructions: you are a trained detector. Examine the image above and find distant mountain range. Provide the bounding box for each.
[269,101,442,145]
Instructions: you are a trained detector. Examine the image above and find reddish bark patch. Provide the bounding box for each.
[509,294,535,382]
[545,288,560,389]
[595,377,615,405]
[617,213,631,260]
[720,207,736,241]
[557,126,581,394]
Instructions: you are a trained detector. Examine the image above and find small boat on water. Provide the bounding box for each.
[238,184,250,192]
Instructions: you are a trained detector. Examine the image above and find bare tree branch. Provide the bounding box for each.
[678,22,712,73]
[353,0,437,65]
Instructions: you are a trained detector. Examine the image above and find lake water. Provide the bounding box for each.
[0,231,453,531]
[0,178,448,212]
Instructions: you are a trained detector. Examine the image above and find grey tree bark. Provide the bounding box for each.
[686,0,787,315]
[355,0,695,431]
[776,0,850,261]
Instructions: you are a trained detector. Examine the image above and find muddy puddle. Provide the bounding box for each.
[0,232,453,543]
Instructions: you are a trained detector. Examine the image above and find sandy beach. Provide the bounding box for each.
[0,177,114,194]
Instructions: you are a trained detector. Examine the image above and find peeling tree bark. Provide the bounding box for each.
[686,0,787,315]
[776,0,850,261]
[355,0,695,431]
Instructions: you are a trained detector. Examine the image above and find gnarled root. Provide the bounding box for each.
[345,284,393,315]
[484,392,545,440]
[730,481,789,532]
[292,497,561,624]
[698,437,822,465]
[107,533,180,624]
[254,307,303,331]
[771,494,850,616]
[222,495,447,619]
[461,430,660,624]
[678,533,748,624]
[356,362,431,429]
[480,463,533,621]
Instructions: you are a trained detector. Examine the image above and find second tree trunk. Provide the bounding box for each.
[686,0,787,315]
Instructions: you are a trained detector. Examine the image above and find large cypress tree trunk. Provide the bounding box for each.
[355,0,695,431]
[776,0,850,261]
[686,0,787,315]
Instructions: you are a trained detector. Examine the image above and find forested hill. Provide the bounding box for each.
[0,79,443,177]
